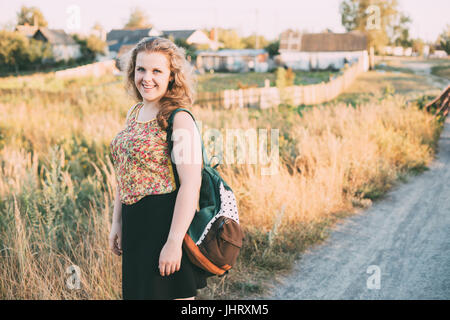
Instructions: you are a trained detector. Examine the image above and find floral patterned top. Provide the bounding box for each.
[110,102,177,205]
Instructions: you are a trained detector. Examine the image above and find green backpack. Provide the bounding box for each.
[166,108,244,277]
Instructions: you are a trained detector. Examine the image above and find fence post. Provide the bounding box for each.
[238,89,244,108]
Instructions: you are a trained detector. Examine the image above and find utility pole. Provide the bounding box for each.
[255,8,259,49]
[214,6,218,44]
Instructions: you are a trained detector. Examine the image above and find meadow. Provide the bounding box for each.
[0,65,444,299]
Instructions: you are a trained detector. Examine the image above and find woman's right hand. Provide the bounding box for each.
[109,222,122,256]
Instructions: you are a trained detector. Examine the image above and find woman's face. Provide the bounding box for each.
[134,51,173,104]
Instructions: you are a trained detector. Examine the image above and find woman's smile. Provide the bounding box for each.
[142,82,157,91]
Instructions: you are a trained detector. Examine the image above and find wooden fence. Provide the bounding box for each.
[194,57,366,109]
[425,85,450,118]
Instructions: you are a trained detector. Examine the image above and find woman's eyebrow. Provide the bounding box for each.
[135,65,163,70]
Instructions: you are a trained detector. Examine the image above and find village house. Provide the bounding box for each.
[162,29,221,50]
[107,28,220,60]
[32,28,82,62]
[278,30,369,71]
[106,27,163,58]
[15,24,39,38]
[15,25,82,62]
[381,46,414,56]
[196,49,272,73]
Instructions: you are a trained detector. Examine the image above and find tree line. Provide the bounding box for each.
[340,0,450,54]
[1,3,449,76]
[0,6,106,75]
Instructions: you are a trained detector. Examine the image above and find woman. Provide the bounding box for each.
[108,37,208,300]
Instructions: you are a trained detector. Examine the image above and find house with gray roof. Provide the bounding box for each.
[278,30,369,71]
[106,27,162,58]
[31,28,82,62]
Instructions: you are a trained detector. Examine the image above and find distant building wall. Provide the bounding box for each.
[279,50,368,71]
[52,44,82,62]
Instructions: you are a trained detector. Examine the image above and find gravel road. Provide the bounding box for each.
[263,69,450,300]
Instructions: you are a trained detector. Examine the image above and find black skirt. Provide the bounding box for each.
[121,189,208,300]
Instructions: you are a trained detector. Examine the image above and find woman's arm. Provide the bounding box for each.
[109,105,134,255]
[109,188,123,256]
[158,111,202,276]
[112,188,122,224]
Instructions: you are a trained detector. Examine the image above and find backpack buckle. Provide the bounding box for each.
[209,154,222,169]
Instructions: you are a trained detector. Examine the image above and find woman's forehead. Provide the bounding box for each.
[136,51,170,69]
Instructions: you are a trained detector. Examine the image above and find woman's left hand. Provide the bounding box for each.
[158,239,182,276]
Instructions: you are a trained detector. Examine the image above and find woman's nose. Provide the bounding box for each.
[142,72,154,83]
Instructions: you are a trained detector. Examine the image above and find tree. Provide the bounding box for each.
[172,37,197,62]
[91,22,106,40]
[339,0,411,51]
[16,6,48,27]
[276,67,295,105]
[0,30,52,73]
[411,38,425,55]
[390,13,412,47]
[265,40,280,58]
[242,34,269,49]
[72,34,107,62]
[216,28,244,49]
[124,7,152,29]
[437,24,450,54]
[86,35,107,55]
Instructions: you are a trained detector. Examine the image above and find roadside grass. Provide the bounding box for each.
[196,94,441,299]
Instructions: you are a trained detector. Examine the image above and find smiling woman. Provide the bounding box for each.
[109,37,208,300]
[134,51,173,116]
[123,37,197,130]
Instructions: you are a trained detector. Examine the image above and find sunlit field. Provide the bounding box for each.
[0,70,443,299]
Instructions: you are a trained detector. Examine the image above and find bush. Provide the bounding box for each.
[0,30,53,73]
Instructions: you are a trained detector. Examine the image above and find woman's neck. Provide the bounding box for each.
[142,100,161,114]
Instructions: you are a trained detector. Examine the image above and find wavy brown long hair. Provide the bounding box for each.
[122,36,197,131]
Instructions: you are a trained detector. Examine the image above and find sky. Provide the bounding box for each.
[0,0,448,42]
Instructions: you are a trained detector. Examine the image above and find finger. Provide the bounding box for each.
[110,236,122,256]
[176,261,181,272]
[169,263,176,276]
[109,238,119,255]
[165,264,172,276]
[109,235,116,250]
[112,245,120,256]
[159,263,166,276]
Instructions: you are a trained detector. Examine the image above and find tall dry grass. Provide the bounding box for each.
[0,75,442,299]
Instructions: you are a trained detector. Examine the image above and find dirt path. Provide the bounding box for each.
[260,60,450,300]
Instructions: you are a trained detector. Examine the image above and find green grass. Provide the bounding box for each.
[431,64,450,80]
[1,69,338,94]
[196,70,339,92]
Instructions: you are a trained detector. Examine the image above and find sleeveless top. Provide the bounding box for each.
[110,102,177,205]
